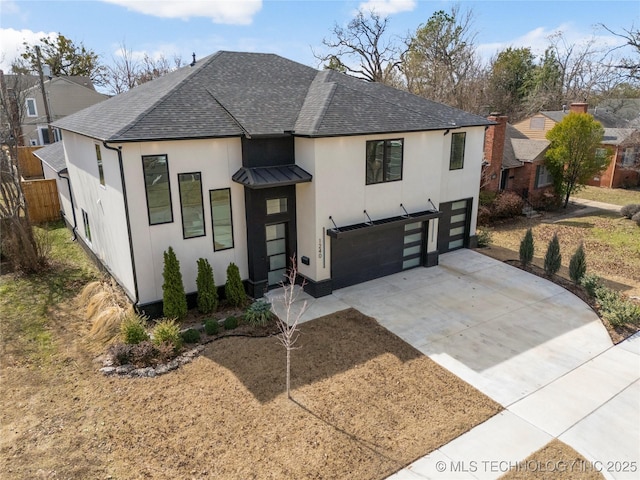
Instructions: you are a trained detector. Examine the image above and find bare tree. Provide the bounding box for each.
[0,71,47,272]
[315,9,403,84]
[402,5,485,112]
[599,23,640,81]
[104,45,184,95]
[272,257,307,400]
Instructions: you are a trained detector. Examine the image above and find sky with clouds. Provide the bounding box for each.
[0,0,638,79]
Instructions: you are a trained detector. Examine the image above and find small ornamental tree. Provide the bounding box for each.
[544,233,562,276]
[569,243,587,284]
[196,258,218,314]
[162,246,187,319]
[519,228,534,268]
[225,262,247,307]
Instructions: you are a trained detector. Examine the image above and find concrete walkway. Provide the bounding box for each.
[569,197,622,214]
[267,250,639,480]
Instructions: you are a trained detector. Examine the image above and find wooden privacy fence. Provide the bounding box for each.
[21,178,61,223]
[17,146,44,179]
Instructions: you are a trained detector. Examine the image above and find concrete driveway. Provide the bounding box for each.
[268,249,640,479]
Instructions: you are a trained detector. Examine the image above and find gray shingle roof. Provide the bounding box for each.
[602,128,636,146]
[32,141,66,173]
[54,51,491,142]
[541,109,628,128]
[511,138,549,162]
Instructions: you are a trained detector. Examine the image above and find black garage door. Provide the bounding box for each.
[330,221,425,290]
[437,198,472,253]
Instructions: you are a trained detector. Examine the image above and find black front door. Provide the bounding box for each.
[244,185,297,297]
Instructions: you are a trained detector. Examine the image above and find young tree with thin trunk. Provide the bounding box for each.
[0,71,47,272]
[545,112,608,208]
[272,257,307,400]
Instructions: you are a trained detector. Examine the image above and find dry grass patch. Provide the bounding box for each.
[572,186,640,207]
[1,308,501,480]
[500,439,605,480]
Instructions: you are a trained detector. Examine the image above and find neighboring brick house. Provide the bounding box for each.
[512,102,640,189]
[482,114,552,204]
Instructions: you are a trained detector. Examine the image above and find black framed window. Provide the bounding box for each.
[449,132,466,170]
[142,154,173,225]
[26,98,37,117]
[210,188,234,251]
[82,209,91,242]
[178,172,205,239]
[95,144,104,186]
[366,139,403,185]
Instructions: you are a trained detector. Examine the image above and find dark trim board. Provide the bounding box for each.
[302,277,333,298]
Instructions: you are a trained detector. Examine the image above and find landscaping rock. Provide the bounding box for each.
[115,364,135,374]
[99,366,116,375]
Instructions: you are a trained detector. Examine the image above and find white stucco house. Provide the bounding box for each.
[54,51,491,316]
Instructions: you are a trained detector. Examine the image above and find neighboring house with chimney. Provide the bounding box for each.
[54,51,491,316]
[512,102,639,189]
[482,114,552,205]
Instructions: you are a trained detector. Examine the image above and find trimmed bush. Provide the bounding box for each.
[543,233,562,276]
[479,190,497,206]
[152,318,183,352]
[181,328,201,344]
[130,341,158,367]
[245,300,274,327]
[620,203,640,219]
[569,243,587,284]
[225,262,247,308]
[196,258,218,314]
[162,247,188,320]
[632,211,640,227]
[204,318,219,335]
[120,312,149,344]
[492,191,525,219]
[595,287,640,327]
[475,227,493,248]
[519,228,534,268]
[224,316,238,330]
[477,205,491,226]
[108,343,133,366]
[580,273,602,297]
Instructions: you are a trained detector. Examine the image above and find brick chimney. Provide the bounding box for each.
[483,113,508,191]
[569,102,588,114]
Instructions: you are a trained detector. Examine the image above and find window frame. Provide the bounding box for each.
[529,117,545,130]
[95,144,105,186]
[210,188,235,251]
[178,172,206,239]
[365,138,404,185]
[142,154,174,226]
[622,147,635,167]
[81,209,91,242]
[535,165,554,188]
[449,132,466,171]
[25,98,37,117]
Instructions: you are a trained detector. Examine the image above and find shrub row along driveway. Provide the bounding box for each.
[271,249,640,479]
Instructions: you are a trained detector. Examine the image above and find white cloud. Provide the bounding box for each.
[102,0,262,25]
[358,0,416,16]
[0,28,57,72]
[476,22,629,64]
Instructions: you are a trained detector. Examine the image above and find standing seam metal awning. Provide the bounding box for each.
[327,210,442,239]
[232,164,312,189]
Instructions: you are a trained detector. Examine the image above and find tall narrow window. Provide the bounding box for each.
[178,172,205,238]
[142,155,173,225]
[449,132,466,170]
[210,188,234,251]
[95,144,104,186]
[26,98,37,117]
[82,209,91,242]
[366,139,403,184]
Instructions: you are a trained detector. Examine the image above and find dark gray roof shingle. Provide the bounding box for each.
[32,141,66,173]
[54,51,491,142]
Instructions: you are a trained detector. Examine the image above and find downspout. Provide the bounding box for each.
[103,141,139,306]
[57,169,77,240]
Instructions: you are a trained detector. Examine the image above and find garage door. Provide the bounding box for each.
[437,198,471,253]
[330,221,426,290]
